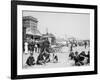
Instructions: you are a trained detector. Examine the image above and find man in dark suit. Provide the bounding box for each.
[26,52,35,66]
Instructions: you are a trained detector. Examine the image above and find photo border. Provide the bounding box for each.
[11,0,98,79]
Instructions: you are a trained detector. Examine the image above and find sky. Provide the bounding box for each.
[23,11,90,40]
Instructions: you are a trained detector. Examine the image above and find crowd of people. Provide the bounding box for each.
[24,38,90,67]
[69,51,90,66]
[68,40,90,66]
[25,38,58,66]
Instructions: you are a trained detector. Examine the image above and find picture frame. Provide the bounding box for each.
[11,0,98,79]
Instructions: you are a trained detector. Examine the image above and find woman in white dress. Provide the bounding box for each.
[24,41,28,54]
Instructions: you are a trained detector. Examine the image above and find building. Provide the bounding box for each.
[42,33,56,45]
[23,16,42,52]
[23,16,42,42]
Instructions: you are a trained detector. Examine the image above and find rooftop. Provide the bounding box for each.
[23,16,38,22]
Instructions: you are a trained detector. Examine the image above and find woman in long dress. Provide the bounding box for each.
[24,42,28,54]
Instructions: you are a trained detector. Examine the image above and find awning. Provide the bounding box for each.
[26,28,42,36]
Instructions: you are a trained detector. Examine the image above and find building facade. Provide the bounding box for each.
[23,16,42,51]
[23,16,41,42]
